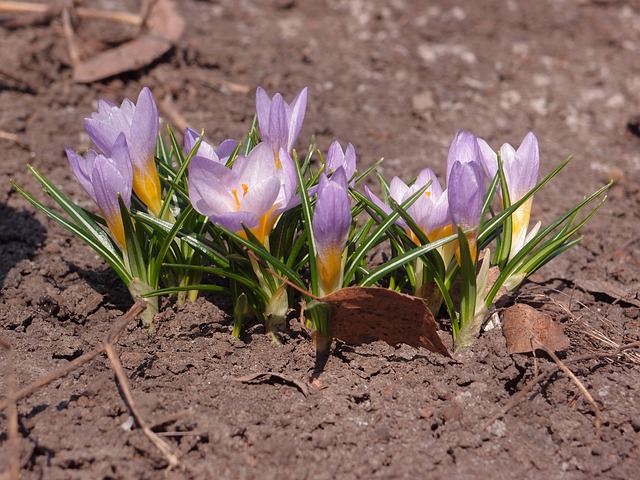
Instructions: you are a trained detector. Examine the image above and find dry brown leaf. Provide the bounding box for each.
[322,286,451,357]
[73,0,185,83]
[502,303,570,354]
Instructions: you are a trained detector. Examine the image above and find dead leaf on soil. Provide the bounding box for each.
[73,0,185,83]
[322,286,451,357]
[502,303,570,354]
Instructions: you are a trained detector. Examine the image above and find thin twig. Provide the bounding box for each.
[233,371,310,397]
[0,335,20,480]
[0,130,19,142]
[61,3,81,67]
[0,1,48,13]
[0,1,142,25]
[75,7,142,26]
[103,342,181,468]
[484,340,640,430]
[533,338,601,436]
[0,300,145,413]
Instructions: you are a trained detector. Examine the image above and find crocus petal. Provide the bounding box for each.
[96,99,115,115]
[183,128,228,163]
[67,147,98,203]
[128,88,158,169]
[266,94,288,151]
[364,185,393,217]
[275,147,299,209]
[389,176,410,204]
[109,133,133,207]
[285,87,307,152]
[240,175,282,219]
[84,118,121,156]
[477,137,498,181]
[417,168,444,197]
[234,143,278,187]
[446,130,481,182]
[91,155,131,250]
[327,141,357,185]
[188,156,238,216]
[213,211,260,234]
[428,192,451,234]
[448,160,485,231]
[216,139,239,161]
[510,131,539,197]
[255,86,272,141]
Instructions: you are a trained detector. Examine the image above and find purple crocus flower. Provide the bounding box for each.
[326,141,357,186]
[255,86,308,161]
[477,132,540,257]
[84,87,162,216]
[188,142,298,244]
[365,169,450,240]
[313,167,351,296]
[448,159,486,263]
[184,128,238,165]
[446,129,482,183]
[66,133,133,250]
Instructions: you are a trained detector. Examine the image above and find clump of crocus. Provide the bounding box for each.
[13,83,609,354]
[187,88,309,337]
[84,87,163,217]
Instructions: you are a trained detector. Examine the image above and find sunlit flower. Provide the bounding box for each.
[66,133,132,250]
[365,169,452,262]
[446,129,482,182]
[184,128,238,164]
[448,159,486,263]
[84,87,162,216]
[256,86,308,164]
[313,167,351,296]
[325,141,357,186]
[477,132,540,258]
[188,142,297,244]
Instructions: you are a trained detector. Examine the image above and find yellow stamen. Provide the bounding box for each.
[232,184,250,209]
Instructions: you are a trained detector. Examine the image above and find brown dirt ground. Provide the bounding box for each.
[2,0,640,478]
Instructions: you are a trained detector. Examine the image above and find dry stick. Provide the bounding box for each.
[233,371,310,397]
[0,131,18,142]
[0,2,142,26]
[0,336,20,480]
[61,4,81,67]
[532,338,601,437]
[103,343,181,468]
[0,300,146,413]
[484,340,640,431]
